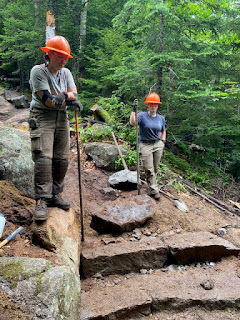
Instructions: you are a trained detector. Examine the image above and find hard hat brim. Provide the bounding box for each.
[144,101,162,104]
[41,46,73,58]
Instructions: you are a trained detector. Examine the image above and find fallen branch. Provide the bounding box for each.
[82,117,110,126]
[179,178,240,217]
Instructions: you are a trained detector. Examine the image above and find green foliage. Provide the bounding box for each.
[115,149,137,170]
[78,123,113,143]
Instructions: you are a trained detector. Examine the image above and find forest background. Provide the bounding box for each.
[0,0,240,199]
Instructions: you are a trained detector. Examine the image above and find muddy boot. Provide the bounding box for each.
[149,192,161,201]
[154,192,161,201]
[33,199,48,221]
[49,195,70,210]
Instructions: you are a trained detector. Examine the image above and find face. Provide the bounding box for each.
[148,103,159,111]
[49,51,69,70]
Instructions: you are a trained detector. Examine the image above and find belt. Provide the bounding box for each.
[140,140,160,144]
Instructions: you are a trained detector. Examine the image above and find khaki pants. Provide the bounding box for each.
[29,109,70,199]
[140,140,165,194]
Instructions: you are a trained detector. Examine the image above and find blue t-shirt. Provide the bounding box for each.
[138,112,165,142]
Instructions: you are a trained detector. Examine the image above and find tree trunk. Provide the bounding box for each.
[156,0,165,96]
[79,0,88,54]
[74,0,88,88]
[46,11,56,42]
[33,0,40,22]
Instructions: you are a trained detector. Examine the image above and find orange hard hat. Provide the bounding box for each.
[41,36,73,58]
[144,92,162,104]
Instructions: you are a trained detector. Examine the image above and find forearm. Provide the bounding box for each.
[161,130,166,142]
[65,87,78,101]
[130,112,137,126]
[37,89,78,109]
[36,90,64,108]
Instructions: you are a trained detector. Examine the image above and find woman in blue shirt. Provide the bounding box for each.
[130,93,166,200]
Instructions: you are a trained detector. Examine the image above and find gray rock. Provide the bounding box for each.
[0,126,34,197]
[109,169,137,190]
[0,257,51,286]
[12,95,29,108]
[0,259,80,320]
[200,279,215,290]
[84,142,127,171]
[165,231,240,265]
[90,195,156,234]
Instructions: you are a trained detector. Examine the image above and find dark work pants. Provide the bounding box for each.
[29,109,70,199]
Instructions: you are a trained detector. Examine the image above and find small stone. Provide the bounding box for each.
[94,273,102,279]
[151,232,157,237]
[144,231,151,236]
[176,229,181,234]
[168,265,177,272]
[113,278,121,285]
[200,279,215,290]
[0,249,4,257]
[129,237,138,242]
[140,269,148,274]
[101,238,116,245]
[219,228,227,237]
[209,262,215,267]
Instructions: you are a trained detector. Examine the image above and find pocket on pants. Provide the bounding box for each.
[30,133,42,153]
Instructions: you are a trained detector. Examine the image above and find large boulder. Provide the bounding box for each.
[0,126,34,198]
[84,142,127,171]
[11,95,29,109]
[90,195,156,234]
[31,208,81,275]
[0,257,80,320]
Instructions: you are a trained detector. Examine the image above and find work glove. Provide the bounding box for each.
[52,93,66,108]
[73,100,83,113]
[132,98,138,112]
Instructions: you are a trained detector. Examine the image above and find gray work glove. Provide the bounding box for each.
[52,93,65,108]
[73,100,83,113]
[132,98,138,112]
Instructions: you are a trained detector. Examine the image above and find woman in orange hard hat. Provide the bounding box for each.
[29,36,82,221]
[130,92,166,201]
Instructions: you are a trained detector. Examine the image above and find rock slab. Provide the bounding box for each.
[165,231,240,265]
[81,237,168,278]
[80,257,240,320]
[90,195,156,234]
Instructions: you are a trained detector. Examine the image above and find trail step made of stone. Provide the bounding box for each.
[165,231,240,265]
[81,237,167,278]
[80,257,240,320]
[81,232,240,278]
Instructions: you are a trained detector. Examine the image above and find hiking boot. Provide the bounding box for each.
[33,199,48,221]
[154,192,161,201]
[149,192,161,201]
[49,195,70,210]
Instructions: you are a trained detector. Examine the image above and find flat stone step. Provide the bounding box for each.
[165,231,240,265]
[81,237,168,278]
[80,257,240,320]
[81,232,240,278]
